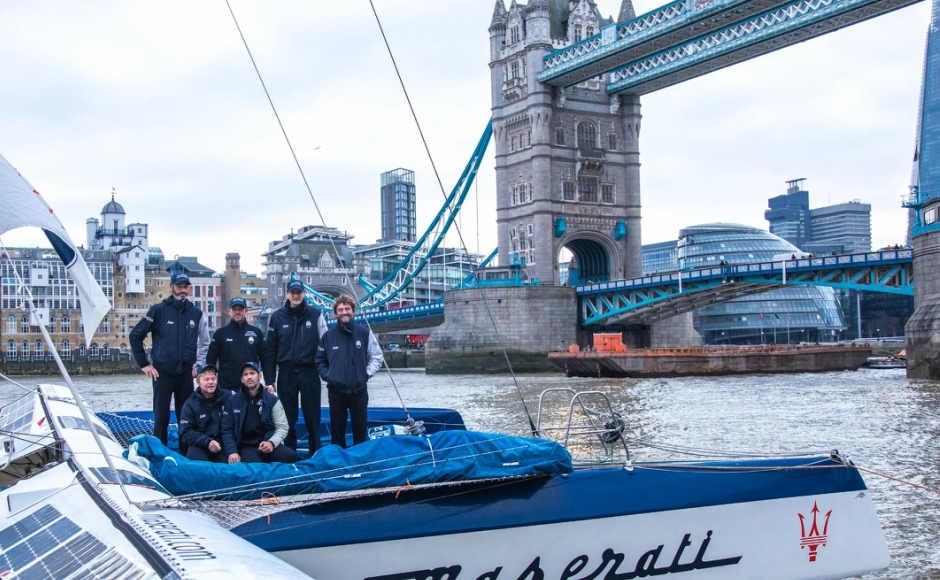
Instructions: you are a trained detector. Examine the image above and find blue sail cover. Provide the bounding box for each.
[127,431,572,498]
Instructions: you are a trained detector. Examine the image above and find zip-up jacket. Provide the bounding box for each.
[264,301,327,381]
[207,320,270,388]
[221,386,289,456]
[315,321,383,395]
[178,387,232,451]
[130,297,209,375]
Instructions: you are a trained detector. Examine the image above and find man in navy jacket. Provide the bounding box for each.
[207,297,269,391]
[178,364,231,463]
[130,272,209,451]
[222,362,296,464]
[315,294,383,448]
[265,278,327,453]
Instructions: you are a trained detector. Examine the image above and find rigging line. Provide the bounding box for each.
[223,1,413,420]
[854,465,940,494]
[0,371,34,393]
[368,1,538,436]
[224,0,324,227]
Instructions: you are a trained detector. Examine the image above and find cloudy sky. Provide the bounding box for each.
[0,0,930,275]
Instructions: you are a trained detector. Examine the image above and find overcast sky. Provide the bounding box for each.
[0,1,930,275]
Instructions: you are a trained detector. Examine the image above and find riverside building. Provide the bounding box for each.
[677,223,845,345]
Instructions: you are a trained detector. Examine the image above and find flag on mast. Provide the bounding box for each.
[0,153,110,346]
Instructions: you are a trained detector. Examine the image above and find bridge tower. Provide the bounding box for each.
[490,0,642,285]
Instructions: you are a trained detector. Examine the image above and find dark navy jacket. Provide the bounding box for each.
[265,302,323,381]
[178,387,232,451]
[130,297,206,375]
[316,322,372,395]
[221,387,285,456]
[207,321,269,389]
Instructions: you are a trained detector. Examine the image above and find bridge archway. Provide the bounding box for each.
[558,234,615,286]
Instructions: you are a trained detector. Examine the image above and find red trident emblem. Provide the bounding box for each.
[798,501,832,562]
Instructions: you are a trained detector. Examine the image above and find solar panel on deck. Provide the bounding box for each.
[0,497,149,579]
[0,504,61,550]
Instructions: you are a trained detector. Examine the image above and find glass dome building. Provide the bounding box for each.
[678,223,845,344]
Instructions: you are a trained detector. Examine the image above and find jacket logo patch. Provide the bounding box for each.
[199,414,207,419]
[166,321,174,325]
[306,321,312,329]
[226,338,233,342]
[356,340,362,349]
[282,324,290,329]
[248,336,255,344]
[332,346,339,350]
[189,320,196,328]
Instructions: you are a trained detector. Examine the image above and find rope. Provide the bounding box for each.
[855,465,940,494]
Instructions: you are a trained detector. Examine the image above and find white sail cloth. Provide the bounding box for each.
[0,153,110,346]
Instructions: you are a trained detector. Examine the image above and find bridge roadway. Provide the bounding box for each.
[537,0,922,94]
[329,249,911,332]
[577,248,912,325]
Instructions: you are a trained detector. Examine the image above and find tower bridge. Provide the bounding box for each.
[288,0,930,372]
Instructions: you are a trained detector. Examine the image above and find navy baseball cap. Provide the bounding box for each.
[195,363,217,376]
[286,279,304,292]
[229,297,248,308]
[241,361,261,373]
[170,273,190,285]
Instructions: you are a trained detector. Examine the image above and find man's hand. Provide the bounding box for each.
[265,385,276,395]
[258,441,274,454]
[142,365,159,380]
[228,453,241,464]
[208,440,221,453]
[192,364,198,378]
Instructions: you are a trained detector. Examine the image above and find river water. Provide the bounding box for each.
[1,368,937,579]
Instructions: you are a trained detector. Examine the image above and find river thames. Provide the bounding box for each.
[1,367,937,579]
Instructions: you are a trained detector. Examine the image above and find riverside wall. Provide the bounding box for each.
[906,223,940,379]
[1,360,140,376]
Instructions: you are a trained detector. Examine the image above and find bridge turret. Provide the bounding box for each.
[489,0,508,62]
[617,0,636,23]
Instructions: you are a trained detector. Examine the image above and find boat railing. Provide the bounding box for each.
[535,388,630,467]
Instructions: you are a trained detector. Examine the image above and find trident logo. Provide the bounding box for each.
[798,501,832,562]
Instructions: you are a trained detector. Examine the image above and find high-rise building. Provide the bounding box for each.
[765,179,871,255]
[765,179,810,248]
[906,0,940,241]
[381,168,416,243]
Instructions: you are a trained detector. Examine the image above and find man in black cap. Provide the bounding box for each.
[222,361,296,464]
[264,277,327,454]
[178,363,231,463]
[130,272,210,452]
[207,297,270,392]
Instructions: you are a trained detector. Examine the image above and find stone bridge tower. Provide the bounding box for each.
[490,0,642,285]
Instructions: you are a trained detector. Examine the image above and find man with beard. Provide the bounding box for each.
[264,278,327,454]
[222,362,296,464]
[130,272,209,452]
[178,364,231,462]
[315,294,383,448]
[207,297,269,391]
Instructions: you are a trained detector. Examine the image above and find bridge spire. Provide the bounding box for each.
[490,0,507,28]
[617,0,636,23]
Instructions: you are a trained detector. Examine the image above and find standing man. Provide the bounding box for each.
[130,272,210,451]
[207,297,269,392]
[264,278,327,454]
[221,362,297,464]
[315,294,383,448]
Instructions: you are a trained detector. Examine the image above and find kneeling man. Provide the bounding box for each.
[222,362,297,464]
[178,363,231,462]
